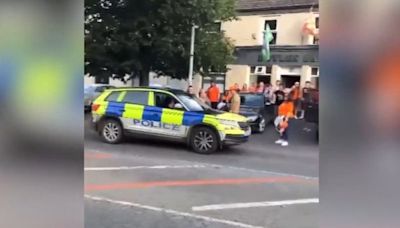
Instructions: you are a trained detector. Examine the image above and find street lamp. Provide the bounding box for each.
[188,24,199,86]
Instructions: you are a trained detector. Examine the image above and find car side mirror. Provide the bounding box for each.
[174,103,184,110]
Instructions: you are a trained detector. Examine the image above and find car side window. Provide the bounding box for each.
[123,91,149,105]
[105,91,121,102]
[154,92,180,109]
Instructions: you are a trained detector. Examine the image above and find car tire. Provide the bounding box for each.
[190,127,219,154]
[100,119,123,144]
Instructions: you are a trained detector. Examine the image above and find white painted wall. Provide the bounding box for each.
[84,72,202,92]
[84,74,133,87]
[149,72,203,93]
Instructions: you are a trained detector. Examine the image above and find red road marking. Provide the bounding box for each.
[85,152,113,160]
[85,176,316,192]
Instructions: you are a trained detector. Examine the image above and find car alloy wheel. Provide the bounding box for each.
[101,119,123,144]
[258,118,266,133]
[191,127,218,154]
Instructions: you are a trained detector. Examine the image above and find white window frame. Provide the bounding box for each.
[264,19,278,45]
[311,67,319,88]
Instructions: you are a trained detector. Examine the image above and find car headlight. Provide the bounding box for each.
[218,119,240,129]
[247,115,258,122]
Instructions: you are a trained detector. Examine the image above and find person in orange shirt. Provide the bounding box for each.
[207,81,220,109]
[248,82,257,93]
[275,94,295,146]
[290,81,301,118]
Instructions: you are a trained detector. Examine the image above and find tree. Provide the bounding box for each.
[85,0,237,85]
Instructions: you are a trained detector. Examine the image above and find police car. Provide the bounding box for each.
[91,87,251,154]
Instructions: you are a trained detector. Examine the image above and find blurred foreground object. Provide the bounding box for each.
[0,0,83,228]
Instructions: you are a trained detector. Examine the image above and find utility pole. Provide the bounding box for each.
[188,24,198,86]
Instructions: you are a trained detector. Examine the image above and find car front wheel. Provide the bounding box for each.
[190,127,218,154]
[255,117,266,133]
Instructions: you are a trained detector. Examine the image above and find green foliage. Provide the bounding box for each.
[85,0,237,85]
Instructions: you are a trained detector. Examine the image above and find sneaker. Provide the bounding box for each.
[275,139,283,144]
[281,141,289,146]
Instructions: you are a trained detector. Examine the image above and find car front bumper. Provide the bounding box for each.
[220,125,251,145]
[223,134,249,145]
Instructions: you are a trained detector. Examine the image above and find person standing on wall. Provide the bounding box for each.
[290,81,301,119]
[248,82,257,93]
[242,83,249,92]
[187,85,195,96]
[299,81,313,119]
[273,83,285,115]
[274,80,282,91]
[264,83,273,104]
[207,81,220,109]
[199,88,210,105]
[257,81,265,94]
[229,87,241,114]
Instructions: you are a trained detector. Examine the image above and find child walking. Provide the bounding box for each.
[275,94,294,146]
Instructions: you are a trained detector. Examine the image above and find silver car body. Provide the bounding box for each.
[84,84,115,110]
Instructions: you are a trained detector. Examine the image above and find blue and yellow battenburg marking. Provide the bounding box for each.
[102,101,205,127]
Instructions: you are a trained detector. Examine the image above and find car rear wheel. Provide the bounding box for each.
[190,127,218,154]
[101,119,123,144]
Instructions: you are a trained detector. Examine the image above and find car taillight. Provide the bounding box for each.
[92,104,100,112]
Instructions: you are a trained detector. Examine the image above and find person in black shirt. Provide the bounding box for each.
[274,84,285,105]
[273,83,285,115]
[302,81,313,103]
[299,81,313,119]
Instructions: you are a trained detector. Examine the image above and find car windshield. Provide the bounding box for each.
[176,94,209,112]
[240,94,264,107]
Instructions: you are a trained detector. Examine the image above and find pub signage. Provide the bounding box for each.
[235,47,319,66]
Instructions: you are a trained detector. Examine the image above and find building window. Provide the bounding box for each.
[315,17,319,29]
[311,67,319,76]
[311,67,319,89]
[266,66,272,74]
[251,66,272,85]
[264,20,277,45]
[211,21,221,32]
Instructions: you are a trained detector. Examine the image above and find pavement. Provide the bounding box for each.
[85,114,319,228]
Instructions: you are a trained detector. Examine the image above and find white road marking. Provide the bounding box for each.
[85,164,209,171]
[84,148,318,180]
[85,195,263,228]
[192,198,319,212]
[205,164,318,180]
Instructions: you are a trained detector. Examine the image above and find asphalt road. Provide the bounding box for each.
[84,114,319,228]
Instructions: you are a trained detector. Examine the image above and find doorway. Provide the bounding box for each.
[281,75,300,88]
[257,75,271,85]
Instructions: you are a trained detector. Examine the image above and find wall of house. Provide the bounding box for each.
[221,12,319,46]
[225,64,250,88]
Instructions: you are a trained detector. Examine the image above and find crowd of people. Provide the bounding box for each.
[187,80,316,147]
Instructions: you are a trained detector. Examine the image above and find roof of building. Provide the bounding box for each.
[237,0,318,12]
